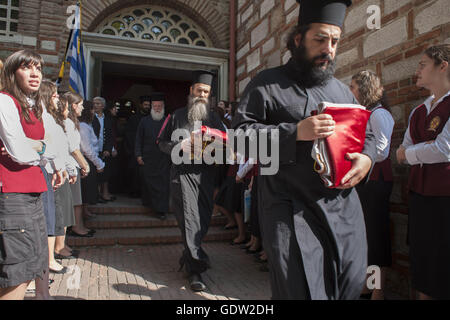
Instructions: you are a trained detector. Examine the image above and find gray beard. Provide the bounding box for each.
[151,108,165,121]
[187,95,209,125]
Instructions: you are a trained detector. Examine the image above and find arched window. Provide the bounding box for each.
[0,0,19,36]
[95,6,212,48]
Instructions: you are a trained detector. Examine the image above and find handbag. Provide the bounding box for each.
[311,102,371,188]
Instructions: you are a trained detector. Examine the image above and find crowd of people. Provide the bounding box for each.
[0,0,449,301]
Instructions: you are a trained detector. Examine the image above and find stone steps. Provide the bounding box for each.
[66,225,236,247]
[67,198,235,247]
[84,212,228,229]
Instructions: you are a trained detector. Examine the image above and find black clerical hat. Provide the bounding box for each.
[139,95,151,103]
[150,92,165,102]
[296,0,352,28]
[192,70,214,86]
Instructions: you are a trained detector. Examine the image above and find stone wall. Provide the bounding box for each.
[235,0,450,298]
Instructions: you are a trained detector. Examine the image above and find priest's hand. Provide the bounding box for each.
[180,138,192,154]
[396,145,407,164]
[137,156,145,166]
[337,153,372,189]
[296,114,336,141]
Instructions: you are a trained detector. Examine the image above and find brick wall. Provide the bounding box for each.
[0,0,230,82]
[235,0,450,298]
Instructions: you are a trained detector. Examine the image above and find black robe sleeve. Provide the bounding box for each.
[135,118,145,158]
[103,115,115,153]
[232,78,298,165]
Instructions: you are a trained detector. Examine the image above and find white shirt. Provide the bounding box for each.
[0,93,56,166]
[402,90,450,165]
[64,118,81,169]
[95,113,105,152]
[80,122,105,170]
[368,107,395,163]
[41,105,67,173]
[42,109,77,176]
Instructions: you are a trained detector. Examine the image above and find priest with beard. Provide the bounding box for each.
[157,70,225,292]
[232,0,377,300]
[135,92,171,220]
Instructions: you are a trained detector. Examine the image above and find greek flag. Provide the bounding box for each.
[67,3,87,99]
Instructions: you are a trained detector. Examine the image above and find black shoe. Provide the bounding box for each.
[189,273,206,292]
[157,212,167,220]
[68,229,94,238]
[54,253,76,260]
[97,198,107,204]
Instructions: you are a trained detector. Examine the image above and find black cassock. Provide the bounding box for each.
[135,115,171,213]
[157,107,223,274]
[232,59,377,300]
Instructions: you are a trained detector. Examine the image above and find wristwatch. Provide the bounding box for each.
[37,140,46,156]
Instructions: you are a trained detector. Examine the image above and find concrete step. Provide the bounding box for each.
[85,213,228,229]
[66,225,237,247]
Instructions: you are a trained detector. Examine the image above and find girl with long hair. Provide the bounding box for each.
[79,101,105,209]
[396,45,450,300]
[0,50,56,300]
[350,70,395,300]
[63,91,95,237]
[39,81,77,273]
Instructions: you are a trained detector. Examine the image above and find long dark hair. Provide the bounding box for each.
[0,50,44,122]
[39,80,62,125]
[57,95,69,132]
[79,100,94,124]
[64,91,83,130]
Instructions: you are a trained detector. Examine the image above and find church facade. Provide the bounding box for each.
[1,0,449,298]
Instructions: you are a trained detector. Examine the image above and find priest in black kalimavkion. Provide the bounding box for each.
[232,0,377,300]
[157,70,225,292]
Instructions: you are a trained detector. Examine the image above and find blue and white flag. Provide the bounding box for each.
[67,3,87,99]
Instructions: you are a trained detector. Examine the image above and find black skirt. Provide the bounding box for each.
[356,179,393,267]
[408,192,450,299]
[215,176,243,214]
[81,159,99,205]
[0,193,49,288]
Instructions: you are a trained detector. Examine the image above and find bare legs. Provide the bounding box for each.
[232,212,246,244]
[71,205,90,235]
[34,269,53,300]
[48,236,64,272]
[0,282,30,300]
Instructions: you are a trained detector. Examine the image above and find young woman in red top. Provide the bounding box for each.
[396,45,450,300]
[0,50,55,299]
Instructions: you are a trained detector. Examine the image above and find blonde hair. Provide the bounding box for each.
[351,70,384,109]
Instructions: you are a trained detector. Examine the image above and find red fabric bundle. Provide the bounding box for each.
[199,125,228,143]
[190,126,230,160]
[311,102,371,188]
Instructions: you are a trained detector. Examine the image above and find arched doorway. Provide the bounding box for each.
[82,4,229,197]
